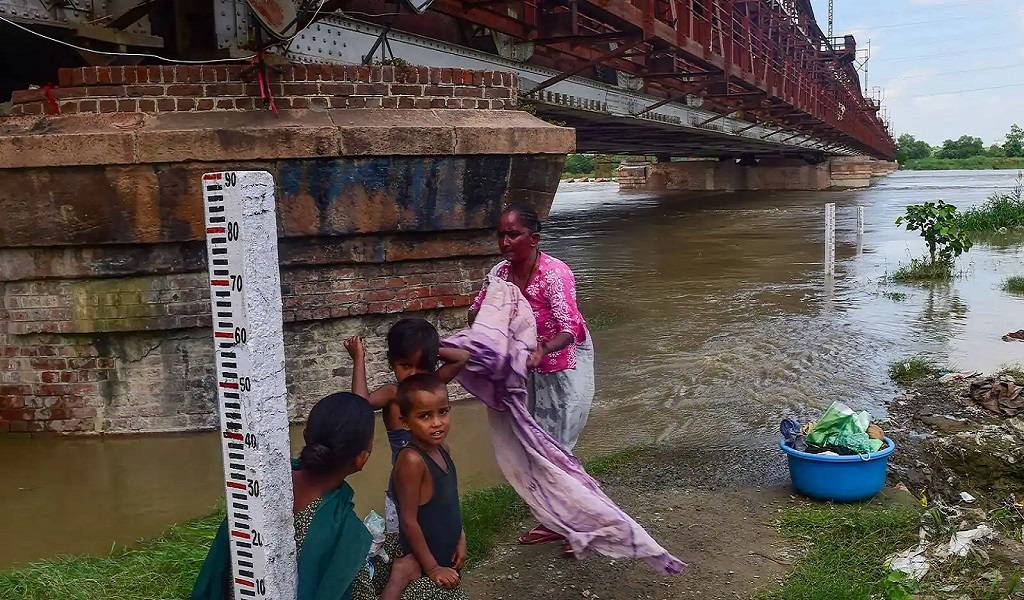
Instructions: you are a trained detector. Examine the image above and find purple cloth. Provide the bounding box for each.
[445,276,685,574]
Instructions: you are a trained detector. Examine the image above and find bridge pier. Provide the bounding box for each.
[618,156,897,192]
[0,64,573,435]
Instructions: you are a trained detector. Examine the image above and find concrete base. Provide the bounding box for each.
[618,156,898,191]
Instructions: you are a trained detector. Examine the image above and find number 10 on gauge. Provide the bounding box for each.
[202,171,297,599]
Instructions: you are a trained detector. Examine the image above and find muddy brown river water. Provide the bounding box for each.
[2,169,1023,568]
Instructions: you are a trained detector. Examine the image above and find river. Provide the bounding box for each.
[2,169,1023,568]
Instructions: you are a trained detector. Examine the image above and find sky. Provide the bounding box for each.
[809,0,1024,146]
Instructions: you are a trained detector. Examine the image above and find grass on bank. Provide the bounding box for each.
[1000,364,1024,381]
[0,510,223,600]
[887,258,955,283]
[956,174,1024,233]
[1004,276,1024,294]
[0,447,646,599]
[902,157,1024,171]
[889,357,937,386]
[759,502,921,600]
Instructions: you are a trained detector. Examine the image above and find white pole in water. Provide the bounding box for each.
[856,206,865,256]
[203,171,297,600]
[824,203,836,276]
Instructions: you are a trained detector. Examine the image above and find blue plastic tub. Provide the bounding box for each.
[779,437,896,502]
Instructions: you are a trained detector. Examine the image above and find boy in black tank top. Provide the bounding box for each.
[381,373,467,600]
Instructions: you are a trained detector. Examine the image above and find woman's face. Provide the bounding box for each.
[497,211,538,264]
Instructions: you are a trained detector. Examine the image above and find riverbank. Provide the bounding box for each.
[879,370,1024,599]
[901,157,1024,171]
[0,448,635,600]
[3,393,1021,600]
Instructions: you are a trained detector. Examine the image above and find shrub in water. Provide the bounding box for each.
[896,200,973,264]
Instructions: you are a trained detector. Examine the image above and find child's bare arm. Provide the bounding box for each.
[344,336,369,399]
[366,384,397,410]
[451,530,467,570]
[436,347,470,384]
[393,451,460,588]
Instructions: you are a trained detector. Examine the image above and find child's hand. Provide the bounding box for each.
[427,566,460,588]
[344,336,365,361]
[451,535,467,570]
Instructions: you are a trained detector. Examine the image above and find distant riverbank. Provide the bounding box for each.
[901,157,1024,171]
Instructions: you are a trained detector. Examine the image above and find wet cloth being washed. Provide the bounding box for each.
[445,276,684,574]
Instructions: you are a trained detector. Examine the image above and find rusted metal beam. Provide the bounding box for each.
[525,37,645,94]
[530,31,635,46]
[631,79,716,116]
[697,112,735,126]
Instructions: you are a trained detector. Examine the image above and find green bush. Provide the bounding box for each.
[896,200,972,265]
[956,173,1024,232]
[1005,276,1024,293]
[563,154,596,175]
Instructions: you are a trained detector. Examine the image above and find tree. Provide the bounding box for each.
[988,144,1006,157]
[895,200,973,265]
[936,136,986,159]
[1004,124,1024,158]
[894,133,932,163]
[563,154,595,175]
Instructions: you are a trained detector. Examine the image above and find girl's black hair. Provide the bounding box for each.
[298,392,375,475]
[386,317,439,371]
[502,203,542,234]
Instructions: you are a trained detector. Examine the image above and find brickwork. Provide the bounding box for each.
[0,308,469,434]
[6,64,517,117]
[3,257,492,335]
[0,62,571,435]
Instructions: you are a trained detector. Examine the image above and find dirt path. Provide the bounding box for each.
[463,444,804,600]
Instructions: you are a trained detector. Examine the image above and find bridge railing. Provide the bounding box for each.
[426,0,894,157]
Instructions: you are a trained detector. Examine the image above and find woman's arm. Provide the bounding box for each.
[393,452,460,588]
[527,264,582,367]
[527,332,574,367]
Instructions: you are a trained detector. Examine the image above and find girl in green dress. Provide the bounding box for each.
[192,392,376,600]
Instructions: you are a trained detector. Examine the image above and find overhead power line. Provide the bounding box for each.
[906,81,1024,99]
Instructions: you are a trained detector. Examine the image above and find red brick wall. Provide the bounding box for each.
[6,64,517,116]
[3,258,491,335]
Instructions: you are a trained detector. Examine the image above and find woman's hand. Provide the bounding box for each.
[343,336,365,361]
[526,345,545,368]
[427,565,461,588]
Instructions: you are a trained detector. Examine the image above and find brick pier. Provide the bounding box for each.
[0,65,574,434]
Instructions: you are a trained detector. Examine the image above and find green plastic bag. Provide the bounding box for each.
[806,401,884,454]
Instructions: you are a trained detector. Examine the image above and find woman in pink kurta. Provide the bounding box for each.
[468,204,596,549]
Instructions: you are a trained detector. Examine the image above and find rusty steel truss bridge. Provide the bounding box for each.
[0,0,894,160]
